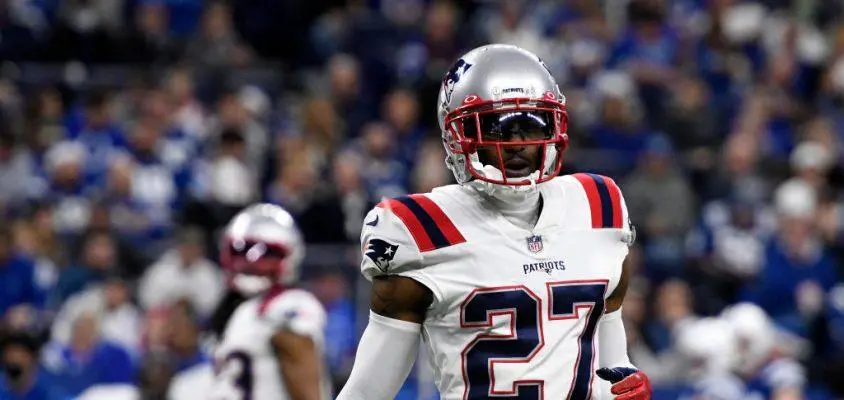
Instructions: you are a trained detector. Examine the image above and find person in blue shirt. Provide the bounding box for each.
[41,312,135,398]
[63,91,128,188]
[740,179,838,336]
[0,227,46,325]
[52,232,118,306]
[165,301,210,373]
[0,331,60,400]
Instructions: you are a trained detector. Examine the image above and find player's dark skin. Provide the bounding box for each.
[272,330,323,400]
[371,121,632,322]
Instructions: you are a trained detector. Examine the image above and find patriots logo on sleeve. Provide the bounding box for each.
[364,239,399,272]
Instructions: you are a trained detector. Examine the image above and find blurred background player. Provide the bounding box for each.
[673,317,747,400]
[209,203,330,400]
[721,302,807,400]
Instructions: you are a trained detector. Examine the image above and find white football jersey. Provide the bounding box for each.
[361,174,634,400]
[209,288,331,400]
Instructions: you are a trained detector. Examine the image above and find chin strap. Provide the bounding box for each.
[467,162,542,199]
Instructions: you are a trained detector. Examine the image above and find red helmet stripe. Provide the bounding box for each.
[258,285,288,316]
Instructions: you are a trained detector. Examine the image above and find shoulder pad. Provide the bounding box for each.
[261,289,326,342]
[560,173,635,243]
[360,194,466,280]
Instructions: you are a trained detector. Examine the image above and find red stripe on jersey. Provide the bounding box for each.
[409,194,466,246]
[377,199,436,252]
[604,177,623,229]
[259,285,287,316]
[573,173,603,229]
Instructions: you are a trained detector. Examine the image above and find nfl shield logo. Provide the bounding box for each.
[526,235,543,253]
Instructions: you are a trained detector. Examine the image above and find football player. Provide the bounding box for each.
[209,204,331,400]
[674,317,748,400]
[337,44,651,399]
[721,303,806,400]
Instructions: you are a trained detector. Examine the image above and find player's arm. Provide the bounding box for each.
[595,186,651,400]
[371,274,433,323]
[272,330,322,400]
[337,206,434,400]
[336,277,432,400]
[599,256,635,371]
[595,257,652,400]
[267,291,328,400]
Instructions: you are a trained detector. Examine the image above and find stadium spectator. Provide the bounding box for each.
[741,178,838,336]
[52,232,118,305]
[0,133,46,214]
[43,141,94,238]
[184,1,252,68]
[623,134,696,280]
[50,274,142,357]
[0,331,57,400]
[138,226,224,319]
[162,301,214,399]
[0,228,45,331]
[41,312,135,398]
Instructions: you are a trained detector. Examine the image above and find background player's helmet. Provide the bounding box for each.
[675,317,739,381]
[720,302,777,376]
[436,44,569,187]
[220,203,305,295]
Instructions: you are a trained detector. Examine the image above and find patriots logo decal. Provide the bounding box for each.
[442,58,472,104]
[364,239,399,272]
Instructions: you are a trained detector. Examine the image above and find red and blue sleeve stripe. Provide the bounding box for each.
[378,194,465,252]
[573,173,623,229]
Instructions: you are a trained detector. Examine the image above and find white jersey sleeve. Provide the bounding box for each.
[262,289,327,344]
[360,205,424,280]
[359,194,468,304]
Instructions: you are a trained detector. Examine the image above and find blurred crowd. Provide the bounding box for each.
[0,0,844,399]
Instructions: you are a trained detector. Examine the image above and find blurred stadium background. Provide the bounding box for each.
[0,0,843,399]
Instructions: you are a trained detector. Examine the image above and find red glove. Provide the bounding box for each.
[596,367,652,400]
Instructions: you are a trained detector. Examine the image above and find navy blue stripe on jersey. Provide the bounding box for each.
[587,173,615,229]
[395,196,451,250]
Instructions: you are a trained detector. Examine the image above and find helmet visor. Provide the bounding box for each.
[465,110,555,143]
[223,239,289,277]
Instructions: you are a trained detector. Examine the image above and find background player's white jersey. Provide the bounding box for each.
[209,288,330,400]
[361,174,634,400]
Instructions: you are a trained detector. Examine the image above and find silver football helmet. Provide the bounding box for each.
[220,203,305,295]
[437,44,569,188]
[675,317,740,381]
[720,302,777,376]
